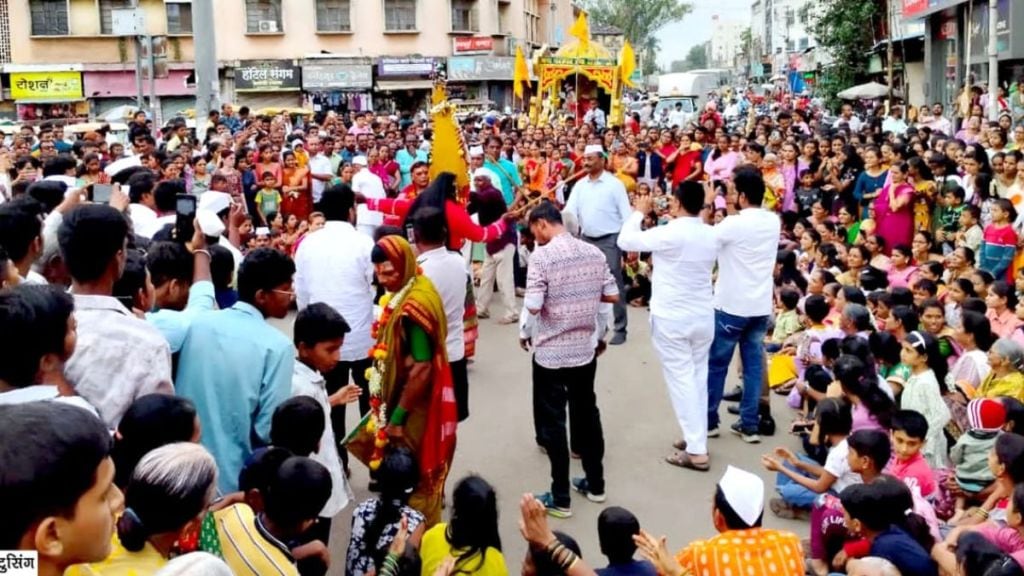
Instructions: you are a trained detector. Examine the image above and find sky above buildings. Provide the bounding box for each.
[655,0,753,69]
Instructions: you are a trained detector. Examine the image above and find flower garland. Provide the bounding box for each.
[363,276,417,471]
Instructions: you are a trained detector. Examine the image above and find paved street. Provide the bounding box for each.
[275,306,804,574]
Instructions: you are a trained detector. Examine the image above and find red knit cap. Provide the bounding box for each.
[967,398,1007,432]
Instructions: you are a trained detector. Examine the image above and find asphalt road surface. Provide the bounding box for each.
[272,306,805,575]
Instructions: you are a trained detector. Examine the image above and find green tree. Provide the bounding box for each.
[582,0,693,75]
[668,44,708,73]
[804,0,878,108]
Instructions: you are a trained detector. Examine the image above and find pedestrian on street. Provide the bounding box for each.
[617,180,716,471]
[520,201,618,518]
[706,165,781,444]
[471,168,519,324]
[563,144,632,345]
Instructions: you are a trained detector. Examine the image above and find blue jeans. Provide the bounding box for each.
[706,309,769,431]
[776,457,820,508]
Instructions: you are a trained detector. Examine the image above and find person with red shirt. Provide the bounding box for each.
[667,132,704,192]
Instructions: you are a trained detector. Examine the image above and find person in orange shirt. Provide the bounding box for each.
[634,466,805,576]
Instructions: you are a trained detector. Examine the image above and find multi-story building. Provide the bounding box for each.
[3,0,574,122]
[748,0,815,79]
[708,15,745,71]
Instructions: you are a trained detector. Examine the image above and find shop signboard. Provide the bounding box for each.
[10,71,83,101]
[453,36,494,54]
[447,57,514,81]
[235,60,301,91]
[377,57,438,77]
[303,64,373,90]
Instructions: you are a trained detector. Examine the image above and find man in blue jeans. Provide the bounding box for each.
[706,165,780,443]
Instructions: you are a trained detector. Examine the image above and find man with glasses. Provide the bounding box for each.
[176,248,296,493]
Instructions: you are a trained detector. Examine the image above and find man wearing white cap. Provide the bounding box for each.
[350,155,386,237]
[617,181,716,471]
[468,145,499,193]
[198,191,243,278]
[564,144,631,345]
[634,466,803,576]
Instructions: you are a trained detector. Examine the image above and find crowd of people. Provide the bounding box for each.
[4,84,1024,576]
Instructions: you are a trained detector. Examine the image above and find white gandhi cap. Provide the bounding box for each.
[584,144,605,157]
[469,145,485,157]
[718,465,764,526]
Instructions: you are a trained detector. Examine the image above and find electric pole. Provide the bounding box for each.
[192,0,219,144]
[988,0,999,121]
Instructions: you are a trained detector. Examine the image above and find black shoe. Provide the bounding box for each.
[727,405,740,415]
[730,421,761,443]
[722,387,743,402]
[759,412,777,437]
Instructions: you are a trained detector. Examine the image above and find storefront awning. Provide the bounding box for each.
[15,98,87,104]
[375,80,434,91]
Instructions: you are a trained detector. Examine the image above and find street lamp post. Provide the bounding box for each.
[988,0,999,121]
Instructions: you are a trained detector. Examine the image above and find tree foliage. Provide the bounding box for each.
[669,45,708,73]
[805,0,878,107]
[581,0,693,75]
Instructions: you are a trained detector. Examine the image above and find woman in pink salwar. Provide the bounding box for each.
[874,162,915,254]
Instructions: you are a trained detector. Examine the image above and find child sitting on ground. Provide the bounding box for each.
[762,398,860,519]
[950,398,1006,522]
[766,288,802,353]
[596,506,657,576]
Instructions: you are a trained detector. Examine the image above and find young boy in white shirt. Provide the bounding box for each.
[290,302,362,543]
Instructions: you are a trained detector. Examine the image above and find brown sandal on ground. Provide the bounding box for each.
[665,451,710,472]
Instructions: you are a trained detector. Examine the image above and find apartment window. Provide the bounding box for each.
[166,0,193,35]
[798,37,809,50]
[29,0,69,36]
[246,0,283,33]
[99,0,131,35]
[451,0,478,32]
[316,0,351,32]
[384,0,416,31]
[784,8,794,28]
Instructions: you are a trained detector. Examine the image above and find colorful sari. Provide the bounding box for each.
[346,236,458,526]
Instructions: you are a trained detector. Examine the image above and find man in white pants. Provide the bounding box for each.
[617,180,716,471]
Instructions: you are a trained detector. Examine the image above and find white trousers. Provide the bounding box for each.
[476,243,518,318]
[650,314,713,456]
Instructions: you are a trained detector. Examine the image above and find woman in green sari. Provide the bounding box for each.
[347,235,458,527]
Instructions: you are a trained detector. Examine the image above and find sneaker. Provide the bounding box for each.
[572,477,607,503]
[707,426,720,438]
[498,314,518,325]
[722,387,743,402]
[534,491,572,518]
[477,311,490,319]
[730,421,761,443]
[758,413,777,437]
[609,332,627,345]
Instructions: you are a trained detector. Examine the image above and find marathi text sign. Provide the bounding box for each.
[378,57,438,77]
[539,56,618,67]
[235,60,301,92]
[10,71,83,100]
[447,57,514,82]
[302,64,373,90]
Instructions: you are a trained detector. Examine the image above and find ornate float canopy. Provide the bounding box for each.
[536,15,618,94]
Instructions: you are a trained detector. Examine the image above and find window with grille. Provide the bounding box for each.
[166,0,193,35]
[316,0,351,32]
[99,0,131,35]
[450,0,477,32]
[246,0,283,33]
[29,0,68,36]
[384,0,416,31]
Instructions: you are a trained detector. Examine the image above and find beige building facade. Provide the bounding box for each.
[4,0,573,121]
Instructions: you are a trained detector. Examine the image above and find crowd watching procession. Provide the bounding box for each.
[5,81,1024,576]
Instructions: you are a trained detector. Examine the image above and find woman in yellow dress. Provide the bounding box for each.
[609,142,638,194]
[347,235,458,527]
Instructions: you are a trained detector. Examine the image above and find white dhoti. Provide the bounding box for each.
[650,315,713,455]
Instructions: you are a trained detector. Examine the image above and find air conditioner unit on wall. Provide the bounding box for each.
[258,20,278,33]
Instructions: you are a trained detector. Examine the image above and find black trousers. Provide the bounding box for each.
[325,358,373,468]
[450,357,470,422]
[532,357,604,507]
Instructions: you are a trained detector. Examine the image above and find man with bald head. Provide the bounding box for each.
[472,169,518,324]
[564,145,631,345]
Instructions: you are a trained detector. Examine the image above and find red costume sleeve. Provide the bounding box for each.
[445,201,506,242]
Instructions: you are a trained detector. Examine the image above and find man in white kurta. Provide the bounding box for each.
[617,181,716,469]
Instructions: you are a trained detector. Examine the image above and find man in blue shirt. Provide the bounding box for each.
[395,134,428,190]
[144,231,217,359]
[484,136,522,206]
[176,248,296,493]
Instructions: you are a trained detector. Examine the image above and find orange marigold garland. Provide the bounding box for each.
[364,277,415,471]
